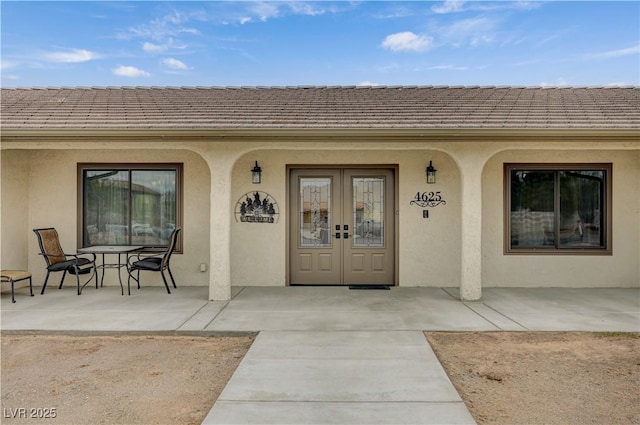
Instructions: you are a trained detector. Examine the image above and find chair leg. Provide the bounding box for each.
[58,270,67,289]
[28,277,34,297]
[160,270,171,294]
[167,266,177,288]
[126,268,140,295]
[40,271,51,295]
[74,266,82,295]
[94,265,99,289]
[127,270,132,296]
[10,279,16,303]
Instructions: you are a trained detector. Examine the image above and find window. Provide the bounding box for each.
[78,164,182,250]
[505,163,611,254]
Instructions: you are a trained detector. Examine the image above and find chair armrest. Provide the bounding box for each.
[134,252,163,261]
[38,252,69,261]
[74,253,97,263]
[127,251,161,268]
[38,253,96,270]
[38,252,95,261]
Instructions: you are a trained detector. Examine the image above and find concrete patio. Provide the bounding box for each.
[2,285,638,425]
[2,285,638,333]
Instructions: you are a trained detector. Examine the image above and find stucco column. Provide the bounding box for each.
[207,153,235,301]
[459,158,483,301]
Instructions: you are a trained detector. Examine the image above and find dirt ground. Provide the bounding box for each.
[0,334,254,425]
[426,332,640,425]
[1,332,639,425]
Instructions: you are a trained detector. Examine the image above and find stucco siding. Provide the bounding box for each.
[230,148,461,288]
[3,148,211,289]
[482,149,640,288]
[1,150,31,271]
[2,139,638,300]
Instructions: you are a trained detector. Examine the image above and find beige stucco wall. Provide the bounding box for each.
[482,149,640,287]
[1,148,211,289]
[1,150,31,271]
[2,138,638,299]
[230,148,461,287]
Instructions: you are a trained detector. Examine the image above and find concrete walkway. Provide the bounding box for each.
[2,285,639,425]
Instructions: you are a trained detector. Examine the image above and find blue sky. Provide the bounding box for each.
[2,1,639,87]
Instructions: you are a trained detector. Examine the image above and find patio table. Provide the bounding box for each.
[77,246,143,295]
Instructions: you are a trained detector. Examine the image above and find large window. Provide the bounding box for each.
[505,163,611,254]
[78,164,182,250]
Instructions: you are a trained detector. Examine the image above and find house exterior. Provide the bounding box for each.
[1,86,639,301]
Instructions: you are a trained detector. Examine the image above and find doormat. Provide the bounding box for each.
[349,285,390,290]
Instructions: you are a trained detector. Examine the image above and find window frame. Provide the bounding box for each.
[77,163,183,252]
[504,163,612,255]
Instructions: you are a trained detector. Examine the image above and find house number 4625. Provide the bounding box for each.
[409,191,447,208]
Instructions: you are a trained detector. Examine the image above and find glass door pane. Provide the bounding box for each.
[299,177,332,247]
[352,177,385,247]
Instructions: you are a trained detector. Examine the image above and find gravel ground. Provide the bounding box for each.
[426,332,640,425]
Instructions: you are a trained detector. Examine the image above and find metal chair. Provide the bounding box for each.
[127,227,181,295]
[33,227,98,295]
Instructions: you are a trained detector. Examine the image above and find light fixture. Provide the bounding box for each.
[426,160,437,184]
[251,161,262,184]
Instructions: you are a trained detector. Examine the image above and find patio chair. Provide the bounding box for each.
[127,227,181,295]
[33,227,98,295]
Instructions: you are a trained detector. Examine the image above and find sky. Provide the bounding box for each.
[1,1,639,88]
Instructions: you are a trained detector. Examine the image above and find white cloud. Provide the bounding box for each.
[432,1,540,14]
[217,2,350,25]
[288,2,327,16]
[381,32,434,52]
[143,42,168,52]
[426,65,468,71]
[1,60,17,69]
[432,0,465,14]
[121,10,200,41]
[112,65,150,78]
[142,38,187,53]
[43,48,99,63]
[605,81,632,87]
[439,17,500,47]
[585,44,640,59]
[247,2,281,22]
[541,77,570,87]
[163,58,188,70]
[358,81,382,86]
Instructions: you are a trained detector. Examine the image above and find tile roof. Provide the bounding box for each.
[1,86,639,130]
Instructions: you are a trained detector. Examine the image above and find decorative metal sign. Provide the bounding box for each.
[410,191,446,219]
[235,191,279,223]
[409,191,447,208]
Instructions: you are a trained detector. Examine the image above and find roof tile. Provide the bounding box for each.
[1,86,639,130]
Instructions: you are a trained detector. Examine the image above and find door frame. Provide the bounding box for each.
[286,164,399,286]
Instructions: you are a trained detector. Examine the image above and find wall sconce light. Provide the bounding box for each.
[251,161,262,184]
[426,160,437,184]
